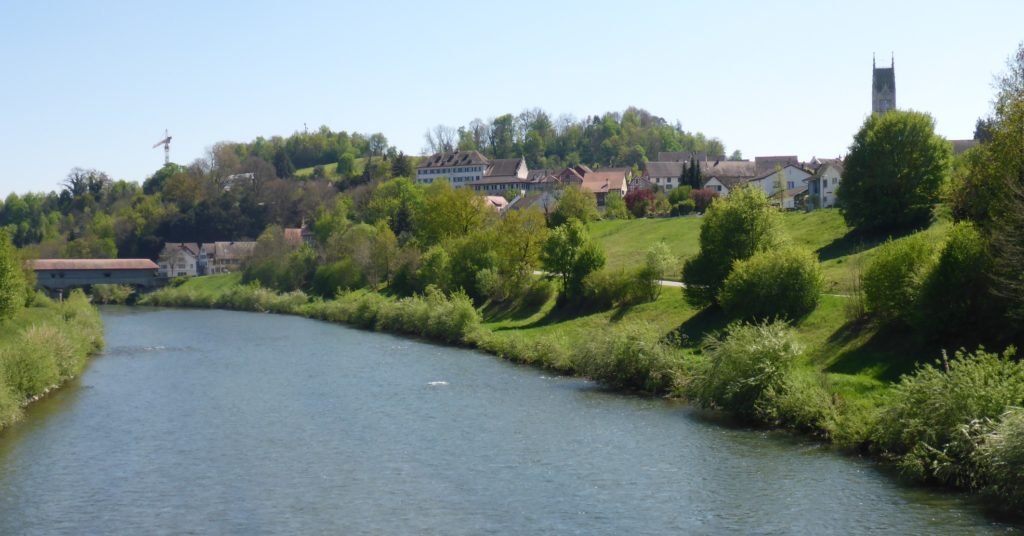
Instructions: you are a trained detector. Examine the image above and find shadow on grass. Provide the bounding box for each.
[820,322,930,383]
[816,221,931,262]
[673,306,731,348]
[481,298,550,324]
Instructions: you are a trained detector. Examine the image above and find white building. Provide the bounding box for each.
[749,164,812,209]
[804,160,844,209]
[157,243,199,278]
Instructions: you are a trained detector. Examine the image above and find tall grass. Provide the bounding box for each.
[0,290,103,430]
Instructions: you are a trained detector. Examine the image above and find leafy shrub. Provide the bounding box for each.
[1,331,60,399]
[311,259,364,298]
[682,187,784,306]
[582,270,633,309]
[914,222,996,338]
[670,198,696,216]
[689,188,719,213]
[974,407,1024,510]
[862,235,935,323]
[687,320,802,419]
[574,322,679,393]
[759,369,838,432]
[90,284,134,304]
[719,248,823,321]
[0,376,21,429]
[521,278,554,308]
[872,347,1024,487]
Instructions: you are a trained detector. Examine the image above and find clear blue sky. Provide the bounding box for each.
[2,0,1022,196]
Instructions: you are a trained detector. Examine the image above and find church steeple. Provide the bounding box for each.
[872,53,896,114]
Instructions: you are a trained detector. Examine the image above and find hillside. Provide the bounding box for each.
[590,209,952,292]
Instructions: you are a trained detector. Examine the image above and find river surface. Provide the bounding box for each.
[0,307,1018,535]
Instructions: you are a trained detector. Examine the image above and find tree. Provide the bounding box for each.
[549,185,598,227]
[367,177,423,237]
[492,209,548,299]
[728,150,744,161]
[413,180,491,245]
[391,152,414,178]
[0,229,26,320]
[838,110,951,231]
[273,149,296,179]
[681,187,784,306]
[603,192,630,219]
[540,219,605,300]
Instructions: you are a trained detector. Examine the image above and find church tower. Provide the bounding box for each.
[872,54,896,114]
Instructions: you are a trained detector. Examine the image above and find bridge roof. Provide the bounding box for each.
[33,259,159,271]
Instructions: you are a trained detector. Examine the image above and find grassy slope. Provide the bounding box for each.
[293,155,423,180]
[591,209,951,292]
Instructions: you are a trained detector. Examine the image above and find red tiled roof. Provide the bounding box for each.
[32,259,159,271]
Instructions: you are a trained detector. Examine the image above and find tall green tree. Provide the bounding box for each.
[540,219,605,300]
[838,110,951,231]
[273,149,296,179]
[549,185,598,227]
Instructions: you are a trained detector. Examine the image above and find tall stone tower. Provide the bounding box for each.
[872,54,895,114]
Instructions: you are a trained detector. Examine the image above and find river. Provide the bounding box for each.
[0,307,1017,535]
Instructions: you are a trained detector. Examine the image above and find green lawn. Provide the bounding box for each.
[173,272,242,295]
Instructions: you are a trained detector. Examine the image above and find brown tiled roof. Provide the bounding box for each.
[33,259,159,271]
[283,228,303,244]
[485,158,524,177]
[417,150,489,169]
[644,161,686,178]
[582,169,629,193]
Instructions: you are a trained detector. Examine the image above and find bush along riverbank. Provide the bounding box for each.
[0,290,105,431]
[138,275,1024,515]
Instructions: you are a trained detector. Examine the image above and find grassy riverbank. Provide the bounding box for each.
[139,209,1024,513]
[0,291,104,430]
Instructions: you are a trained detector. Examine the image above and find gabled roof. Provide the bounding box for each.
[751,163,812,182]
[582,168,629,193]
[755,155,800,176]
[701,160,757,187]
[417,151,489,169]
[486,157,524,177]
[644,161,686,178]
[161,242,199,257]
[33,259,159,271]
[211,241,256,260]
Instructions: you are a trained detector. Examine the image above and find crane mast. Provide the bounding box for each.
[152,129,172,165]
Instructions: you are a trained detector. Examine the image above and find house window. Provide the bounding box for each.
[787,181,794,189]
[832,178,838,185]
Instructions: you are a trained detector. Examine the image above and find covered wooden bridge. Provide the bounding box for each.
[32,259,162,293]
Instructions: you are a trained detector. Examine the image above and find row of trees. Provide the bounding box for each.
[423,106,729,171]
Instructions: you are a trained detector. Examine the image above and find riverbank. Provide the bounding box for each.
[0,290,104,431]
[138,273,1024,515]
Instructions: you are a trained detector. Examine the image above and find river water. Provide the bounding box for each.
[0,307,1017,535]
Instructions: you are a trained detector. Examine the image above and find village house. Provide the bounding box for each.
[804,159,844,209]
[200,241,257,275]
[157,242,200,278]
[643,161,687,190]
[749,163,812,209]
[700,160,758,196]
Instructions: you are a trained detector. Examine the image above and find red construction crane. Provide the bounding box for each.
[153,129,172,165]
